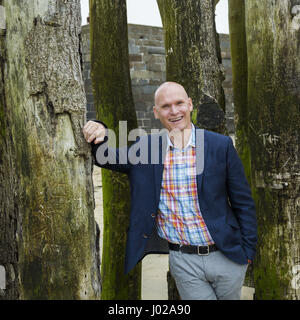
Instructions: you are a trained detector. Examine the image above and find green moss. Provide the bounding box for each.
[250,185,292,299]
[100,169,141,300]
[191,109,197,124]
[228,0,250,181]
[254,262,285,300]
[18,135,95,299]
[90,0,141,300]
[235,127,252,185]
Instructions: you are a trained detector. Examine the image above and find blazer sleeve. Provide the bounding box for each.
[226,137,257,261]
[90,120,131,174]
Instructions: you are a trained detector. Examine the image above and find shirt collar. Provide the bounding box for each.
[166,123,196,151]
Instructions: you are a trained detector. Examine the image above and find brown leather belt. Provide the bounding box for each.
[169,242,218,256]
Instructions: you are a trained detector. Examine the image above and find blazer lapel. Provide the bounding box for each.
[195,127,207,194]
[153,132,168,205]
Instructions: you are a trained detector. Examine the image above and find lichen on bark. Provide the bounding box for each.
[0,0,20,300]
[245,0,300,299]
[2,0,101,299]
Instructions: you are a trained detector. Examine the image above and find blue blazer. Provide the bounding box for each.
[91,124,257,274]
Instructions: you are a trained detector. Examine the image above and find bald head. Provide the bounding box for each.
[154,82,189,107]
[152,81,193,133]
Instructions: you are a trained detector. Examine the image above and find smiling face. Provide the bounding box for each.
[153,82,193,133]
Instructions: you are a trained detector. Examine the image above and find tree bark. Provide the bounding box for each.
[245,0,300,299]
[0,0,20,300]
[89,0,141,299]
[157,0,226,134]
[228,0,254,288]
[228,0,251,182]
[0,0,101,299]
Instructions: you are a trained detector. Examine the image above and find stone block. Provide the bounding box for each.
[147,62,163,72]
[83,69,91,80]
[147,46,165,55]
[128,43,141,55]
[226,118,235,134]
[87,102,95,112]
[151,118,164,130]
[135,102,146,111]
[136,39,163,47]
[142,119,151,128]
[222,58,232,69]
[149,78,165,85]
[86,94,94,103]
[131,70,161,81]
[136,111,146,119]
[145,103,156,112]
[145,54,166,64]
[132,62,147,71]
[131,79,150,86]
[129,54,143,62]
[87,111,97,121]
[128,24,148,34]
[141,85,157,95]
[137,119,144,127]
[84,78,92,88]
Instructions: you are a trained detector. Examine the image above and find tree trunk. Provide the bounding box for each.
[0,0,101,299]
[156,0,226,300]
[157,0,226,134]
[228,0,251,183]
[0,0,20,300]
[89,0,141,300]
[245,0,300,299]
[228,0,254,288]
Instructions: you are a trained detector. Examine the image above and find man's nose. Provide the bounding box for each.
[170,104,178,114]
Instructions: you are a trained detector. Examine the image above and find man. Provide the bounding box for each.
[83,82,257,300]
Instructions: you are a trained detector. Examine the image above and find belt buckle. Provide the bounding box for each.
[198,245,209,256]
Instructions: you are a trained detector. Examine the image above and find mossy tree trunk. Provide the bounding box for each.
[228,0,251,183]
[157,0,226,134]
[228,0,254,288]
[156,0,226,300]
[0,0,20,299]
[89,0,141,299]
[245,0,300,299]
[0,0,101,299]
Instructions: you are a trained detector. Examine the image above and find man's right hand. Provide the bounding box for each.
[83,121,106,144]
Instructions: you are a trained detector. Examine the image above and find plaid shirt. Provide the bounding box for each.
[156,125,214,245]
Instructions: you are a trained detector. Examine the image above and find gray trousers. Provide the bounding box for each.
[169,249,248,300]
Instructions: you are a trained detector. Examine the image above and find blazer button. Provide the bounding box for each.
[143,234,148,239]
[151,213,156,218]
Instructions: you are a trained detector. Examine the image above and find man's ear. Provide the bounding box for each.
[153,106,159,119]
[188,98,193,112]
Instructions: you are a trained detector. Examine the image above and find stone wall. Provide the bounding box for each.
[219,33,234,134]
[81,23,234,134]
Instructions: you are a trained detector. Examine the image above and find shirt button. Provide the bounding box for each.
[143,234,148,239]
